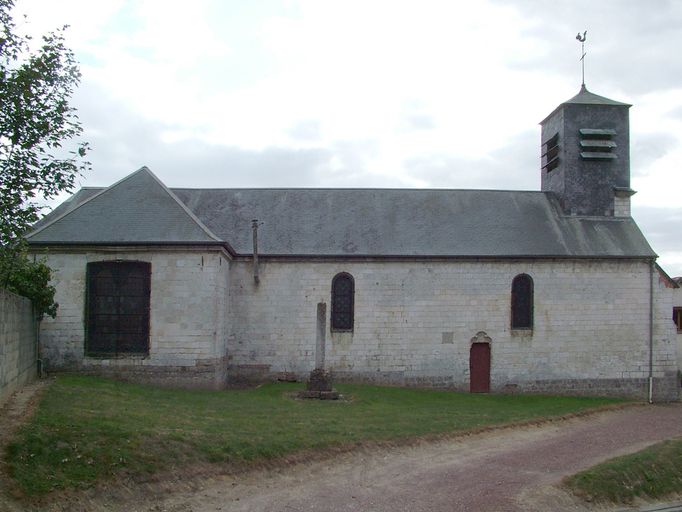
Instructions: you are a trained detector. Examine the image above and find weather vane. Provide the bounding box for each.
[576,30,587,87]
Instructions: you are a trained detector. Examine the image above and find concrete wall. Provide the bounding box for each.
[0,288,36,406]
[229,258,678,400]
[38,248,230,388]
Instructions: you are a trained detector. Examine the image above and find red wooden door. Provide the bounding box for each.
[470,343,491,393]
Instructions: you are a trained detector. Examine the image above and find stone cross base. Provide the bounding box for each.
[298,368,339,400]
[298,389,340,399]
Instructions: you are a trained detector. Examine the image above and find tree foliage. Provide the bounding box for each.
[0,0,89,248]
[1,241,56,320]
[0,0,88,318]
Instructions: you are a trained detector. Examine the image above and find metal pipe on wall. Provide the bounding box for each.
[648,259,654,403]
[252,219,260,284]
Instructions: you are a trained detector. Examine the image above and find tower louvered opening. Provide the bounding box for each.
[579,128,617,160]
[541,132,560,172]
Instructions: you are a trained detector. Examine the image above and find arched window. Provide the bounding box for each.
[511,274,533,329]
[331,272,354,331]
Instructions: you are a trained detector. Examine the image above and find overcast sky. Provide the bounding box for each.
[14,0,682,276]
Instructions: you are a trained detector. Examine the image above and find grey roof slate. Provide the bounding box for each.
[171,188,654,257]
[27,167,221,244]
[539,86,631,125]
[27,167,656,259]
[564,85,631,106]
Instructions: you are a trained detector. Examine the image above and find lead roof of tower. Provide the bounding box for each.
[564,85,631,107]
[540,85,631,125]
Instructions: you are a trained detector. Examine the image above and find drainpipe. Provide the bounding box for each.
[252,219,260,285]
[30,254,43,378]
[648,259,654,404]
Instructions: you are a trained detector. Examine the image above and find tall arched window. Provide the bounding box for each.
[511,274,533,329]
[331,272,354,331]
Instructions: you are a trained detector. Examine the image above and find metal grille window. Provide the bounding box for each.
[511,274,533,329]
[331,273,354,331]
[86,261,151,356]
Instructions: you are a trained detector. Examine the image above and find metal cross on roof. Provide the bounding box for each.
[576,30,587,87]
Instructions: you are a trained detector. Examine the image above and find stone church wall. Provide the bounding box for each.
[652,270,680,400]
[37,248,230,388]
[671,285,682,385]
[36,250,679,400]
[228,258,678,400]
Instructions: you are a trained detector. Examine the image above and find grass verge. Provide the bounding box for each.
[564,437,682,504]
[5,375,623,497]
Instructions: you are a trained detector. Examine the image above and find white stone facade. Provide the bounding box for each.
[672,284,682,376]
[228,258,678,399]
[39,248,230,388]
[37,251,680,399]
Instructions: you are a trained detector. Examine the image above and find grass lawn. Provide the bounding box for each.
[564,437,682,504]
[5,375,623,496]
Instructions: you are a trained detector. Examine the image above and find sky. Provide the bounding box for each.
[12,0,682,276]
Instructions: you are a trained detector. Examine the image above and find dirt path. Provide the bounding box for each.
[0,380,50,445]
[140,403,682,512]
[0,379,51,511]
[2,386,681,512]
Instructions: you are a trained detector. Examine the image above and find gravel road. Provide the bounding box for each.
[145,403,682,512]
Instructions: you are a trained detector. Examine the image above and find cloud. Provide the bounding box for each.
[499,0,682,95]
[18,0,682,275]
[403,130,539,190]
[632,205,682,276]
[71,83,411,189]
[631,132,679,177]
[288,120,322,142]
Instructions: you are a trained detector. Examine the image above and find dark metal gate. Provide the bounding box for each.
[469,343,491,393]
[86,261,151,356]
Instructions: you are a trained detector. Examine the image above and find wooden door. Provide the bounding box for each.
[469,343,491,393]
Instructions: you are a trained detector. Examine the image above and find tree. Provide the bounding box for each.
[0,0,89,247]
[0,0,89,318]
[1,241,56,320]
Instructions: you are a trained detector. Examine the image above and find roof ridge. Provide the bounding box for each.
[171,187,546,193]
[142,168,222,242]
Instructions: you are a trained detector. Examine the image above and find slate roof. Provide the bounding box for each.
[564,85,631,106]
[28,167,222,245]
[540,86,631,125]
[27,167,656,259]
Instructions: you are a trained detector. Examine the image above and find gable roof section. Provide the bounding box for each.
[172,188,655,258]
[29,168,656,259]
[27,167,222,245]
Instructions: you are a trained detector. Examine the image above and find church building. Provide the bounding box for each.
[27,86,682,401]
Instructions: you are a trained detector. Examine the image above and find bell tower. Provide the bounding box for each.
[540,85,634,217]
